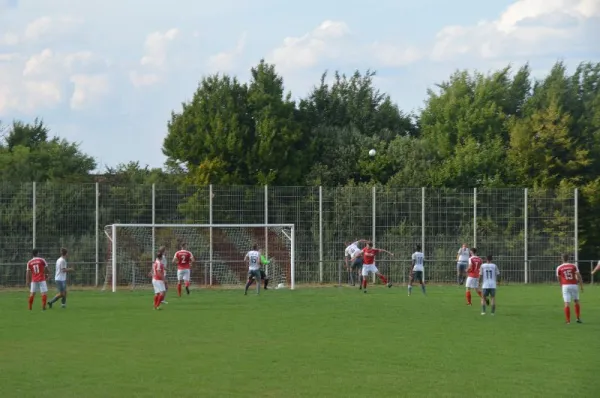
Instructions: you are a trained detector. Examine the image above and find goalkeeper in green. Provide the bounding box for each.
[248,254,271,290]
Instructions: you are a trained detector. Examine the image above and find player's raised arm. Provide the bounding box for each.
[374,247,393,256]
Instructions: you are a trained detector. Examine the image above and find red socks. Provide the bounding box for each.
[42,294,47,309]
[177,283,182,297]
[476,290,482,298]
[185,281,190,288]
[466,291,472,304]
[154,295,160,308]
[564,306,571,323]
[28,295,34,310]
[575,303,581,319]
[362,279,368,289]
[378,274,388,284]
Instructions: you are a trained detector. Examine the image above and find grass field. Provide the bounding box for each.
[1,284,599,398]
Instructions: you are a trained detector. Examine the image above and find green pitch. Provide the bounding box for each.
[1,285,598,397]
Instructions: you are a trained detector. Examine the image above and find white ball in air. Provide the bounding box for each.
[369,149,376,157]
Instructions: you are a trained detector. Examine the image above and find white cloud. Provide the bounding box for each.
[22,48,55,76]
[0,32,18,45]
[269,20,351,71]
[69,74,110,109]
[370,42,422,67]
[140,28,179,68]
[23,16,83,42]
[431,0,600,61]
[207,32,247,73]
[129,71,160,87]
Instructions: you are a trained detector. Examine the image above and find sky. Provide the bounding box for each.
[0,0,599,170]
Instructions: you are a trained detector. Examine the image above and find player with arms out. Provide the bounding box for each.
[465,248,487,306]
[152,252,166,310]
[244,245,265,295]
[408,244,426,296]
[345,239,367,286]
[26,249,50,311]
[357,241,392,293]
[173,243,195,297]
[48,248,73,309]
[556,254,583,324]
[456,244,470,285]
[479,255,499,315]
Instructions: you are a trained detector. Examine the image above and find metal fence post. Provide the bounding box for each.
[95,182,99,286]
[319,186,323,283]
[574,188,578,265]
[264,185,269,271]
[422,187,426,283]
[152,183,156,261]
[32,182,36,249]
[209,185,213,286]
[524,188,528,284]
[372,186,376,283]
[473,188,477,247]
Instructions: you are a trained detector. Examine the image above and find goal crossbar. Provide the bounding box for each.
[105,223,295,292]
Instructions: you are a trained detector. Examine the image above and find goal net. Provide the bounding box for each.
[103,223,295,292]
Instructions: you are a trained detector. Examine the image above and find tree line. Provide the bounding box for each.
[1,59,599,269]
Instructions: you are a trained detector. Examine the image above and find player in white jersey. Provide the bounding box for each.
[456,244,470,285]
[48,247,73,309]
[244,245,265,295]
[408,244,426,296]
[479,255,500,315]
[158,246,168,304]
[345,239,367,286]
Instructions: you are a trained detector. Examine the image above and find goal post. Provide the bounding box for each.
[103,223,295,292]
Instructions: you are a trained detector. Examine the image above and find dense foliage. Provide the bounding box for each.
[1,60,599,265]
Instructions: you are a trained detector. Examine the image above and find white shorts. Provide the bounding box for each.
[177,269,190,282]
[465,277,479,289]
[362,264,378,276]
[152,280,166,294]
[561,284,579,302]
[30,281,48,294]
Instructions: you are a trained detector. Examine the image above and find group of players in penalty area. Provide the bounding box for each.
[23,240,600,320]
[344,240,600,322]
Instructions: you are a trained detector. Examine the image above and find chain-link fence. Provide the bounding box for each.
[0,183,582,288]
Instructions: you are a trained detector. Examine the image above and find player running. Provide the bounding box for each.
[408,244,426,296]
[152,252,166,310]
[465,248,487,306]
[158,246,168,304]
[48,248,73,309]
[244,245,265,295]
[556,254,583,324]
[456,244,470,285]
[173,243,195,296]
[345,239,367,286]
[26,249,50,311]
[356,241,392,293]
[479,255,499,315]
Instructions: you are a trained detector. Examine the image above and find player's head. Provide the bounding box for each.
[561,253,569,262]
[486,255,492,262]
[180,243,187,250]
[471,247,477,255]
[32,248,38,257]
[60,247,68,257]
[366,241,373,248]
[158,246,166,254]
[252,244,258,251]
[462,243,467,249]
[416,244,421,252]
[157,251,163,260]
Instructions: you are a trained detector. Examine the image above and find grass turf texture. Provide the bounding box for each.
[1,286,599,398]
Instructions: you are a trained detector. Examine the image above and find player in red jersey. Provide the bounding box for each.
[152,252,166,310]
[556,254,583,324]
[26,249,50,311]
[356,241,393,293]
[465,248,488,306]
[158,246,168,304]
[173,243,195,296]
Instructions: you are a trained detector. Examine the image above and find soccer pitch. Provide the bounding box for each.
[1,286,598,397]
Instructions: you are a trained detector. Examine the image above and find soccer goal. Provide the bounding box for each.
[103,223,295,292]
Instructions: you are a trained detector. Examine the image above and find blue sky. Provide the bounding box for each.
[1,0,598,170]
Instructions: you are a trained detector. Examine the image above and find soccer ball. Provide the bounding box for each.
[369,149,376,156]
[276,283,285,289]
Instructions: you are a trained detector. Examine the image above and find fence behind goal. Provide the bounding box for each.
[0,183,584,288]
